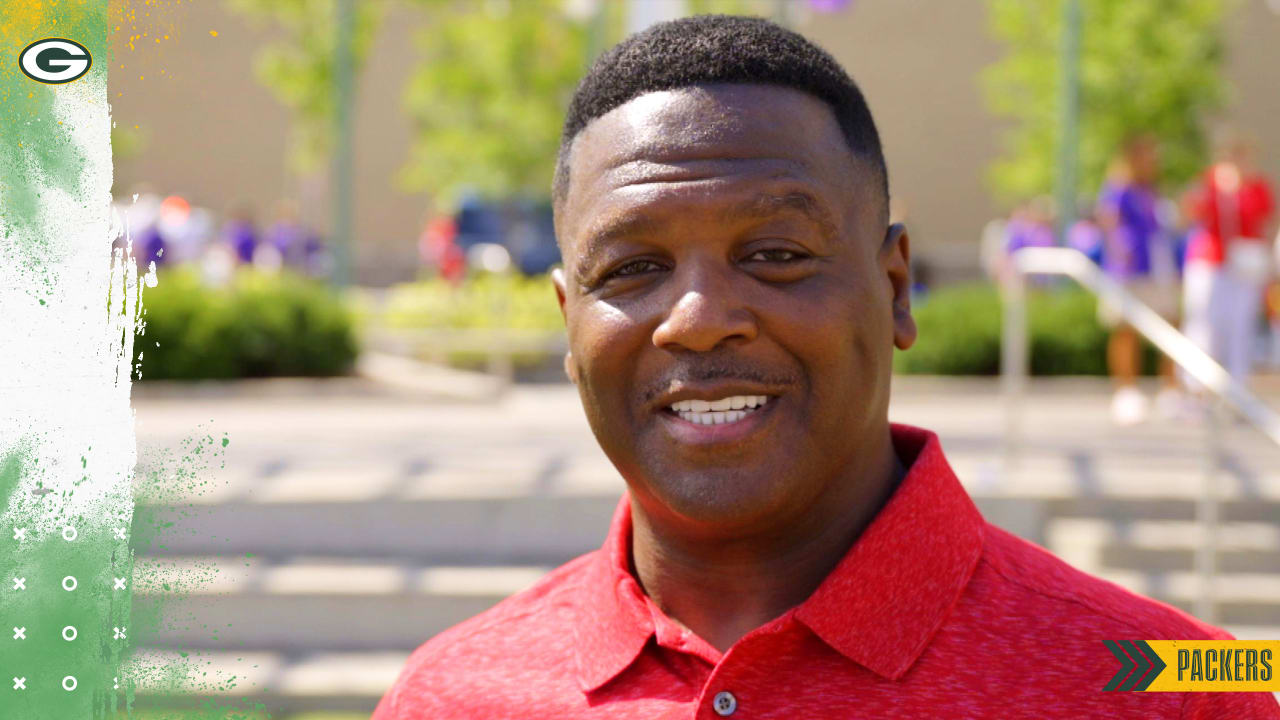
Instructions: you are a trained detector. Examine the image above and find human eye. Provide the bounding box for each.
[603,258,665,281]
[740,244,817,283]
[745,248,808,263]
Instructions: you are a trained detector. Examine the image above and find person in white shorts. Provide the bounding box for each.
[1180,132,1275,393]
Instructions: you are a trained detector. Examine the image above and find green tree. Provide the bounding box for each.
[983,0,1233,205]
[399,0,773,210]
[398,0,593,209]
[225,0,385,175]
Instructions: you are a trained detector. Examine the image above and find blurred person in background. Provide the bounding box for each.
[265,199,318,271]
[418,211,465,287]
[1095,135,1182,425]
[1181,130,1275,390]
[155,194,209,265]
[1066,202,1105,266]
[222,205,260,266]
[1003,195,1056,254]
[999,195,1057,288]
[1266,276,1280,369]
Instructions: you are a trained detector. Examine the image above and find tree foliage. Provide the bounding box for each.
[225,0,385,175]
[397,0,592,209]
[227,0,780,206]
[399,0,777,209]
[983,0,1233,204]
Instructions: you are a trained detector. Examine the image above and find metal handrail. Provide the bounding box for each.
[1000,246,1280,624]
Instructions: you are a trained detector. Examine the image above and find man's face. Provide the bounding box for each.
[552,84,915,536]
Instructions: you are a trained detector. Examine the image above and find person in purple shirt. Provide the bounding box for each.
[1001,196,1057,287]
[1067,210,1104,266]
[222,207,259,265]
[1095,135,1181,424]
[1004,196,1056,254]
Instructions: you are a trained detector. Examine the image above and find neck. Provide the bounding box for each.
[628,429,906,654]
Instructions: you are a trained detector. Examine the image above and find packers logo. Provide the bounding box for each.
[18,38,92,85]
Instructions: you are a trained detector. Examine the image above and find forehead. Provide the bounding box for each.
[559,84,863,245]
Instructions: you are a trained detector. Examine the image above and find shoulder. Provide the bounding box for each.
[373,552,597,719]
[974,522,1229,641]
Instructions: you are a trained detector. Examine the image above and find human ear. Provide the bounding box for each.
[551,266,568,319]
[550,267,580,385]
[881,223,917,351]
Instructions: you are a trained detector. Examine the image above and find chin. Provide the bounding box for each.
[639,465,797,532]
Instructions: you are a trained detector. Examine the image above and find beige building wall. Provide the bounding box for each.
[108,1,1280,285]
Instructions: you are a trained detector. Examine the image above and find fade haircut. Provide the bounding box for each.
[552,14,889,221]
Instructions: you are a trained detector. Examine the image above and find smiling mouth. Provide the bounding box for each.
[663,395,772,425]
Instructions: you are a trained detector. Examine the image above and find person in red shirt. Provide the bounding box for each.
[374,16,1279,718]
[1182,130,1276,387]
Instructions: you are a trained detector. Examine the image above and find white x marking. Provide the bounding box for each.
[11,528,24,541]
[12,677,24,690]
[11,577,24,591]
[114,577,126,590]
[12,627,24,640]
[113,527,127,540]
[113,627,127,640]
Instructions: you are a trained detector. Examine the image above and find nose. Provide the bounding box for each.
[651,261,758,353]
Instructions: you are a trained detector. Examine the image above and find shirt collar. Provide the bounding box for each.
[572,495,655,693]
[571,423,985,692]
[792,423,985,679]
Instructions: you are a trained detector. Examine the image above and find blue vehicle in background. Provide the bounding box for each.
[454,194,561,275]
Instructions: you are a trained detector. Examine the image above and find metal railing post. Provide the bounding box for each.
[1196,400,1221,624]
[1002,268,1028,473]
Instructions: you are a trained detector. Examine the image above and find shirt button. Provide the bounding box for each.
[712,690,737,716]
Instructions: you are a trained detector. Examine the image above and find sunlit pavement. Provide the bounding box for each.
[129,375,1280,712]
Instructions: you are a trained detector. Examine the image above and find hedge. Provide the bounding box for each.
[138,270,1145,380]
[362,272,564,331]
[138,268,358,380]
[895,282,1159,376]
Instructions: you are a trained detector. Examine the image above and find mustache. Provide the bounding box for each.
[639,357,799,406]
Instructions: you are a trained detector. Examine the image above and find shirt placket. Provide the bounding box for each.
[691,633,776,719]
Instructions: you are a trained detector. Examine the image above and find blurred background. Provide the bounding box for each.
[112,0,1280,716]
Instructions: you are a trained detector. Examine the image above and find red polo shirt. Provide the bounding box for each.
[372,424,1279,719]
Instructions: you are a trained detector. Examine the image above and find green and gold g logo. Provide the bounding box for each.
[18,38,92,85]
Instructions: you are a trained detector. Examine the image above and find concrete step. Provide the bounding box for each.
[133,496,618,564]
[132,557,547,652]
[129,649,405,714]
[1093,570,1280,626]
[1101,546,1280,574]
[134,495,1280,564]
[1096,519,1280,573]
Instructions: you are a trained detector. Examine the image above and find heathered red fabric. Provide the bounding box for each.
[372,424,1280,719]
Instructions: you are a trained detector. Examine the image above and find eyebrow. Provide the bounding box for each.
[573,190,838,285]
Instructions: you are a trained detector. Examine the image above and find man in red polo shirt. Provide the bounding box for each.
[373,16,1279,718]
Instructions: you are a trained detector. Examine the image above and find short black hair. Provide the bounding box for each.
[553,14,888,218]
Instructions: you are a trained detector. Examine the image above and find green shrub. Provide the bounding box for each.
[895,282,1158,376]
[354,272,566,370]
[138,268,357,380]
[364,272,564,331]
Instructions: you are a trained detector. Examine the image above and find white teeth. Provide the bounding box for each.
[670,395,770,414]
[673,396,771,426]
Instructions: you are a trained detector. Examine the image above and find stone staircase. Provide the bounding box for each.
[129,378,1280,713]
